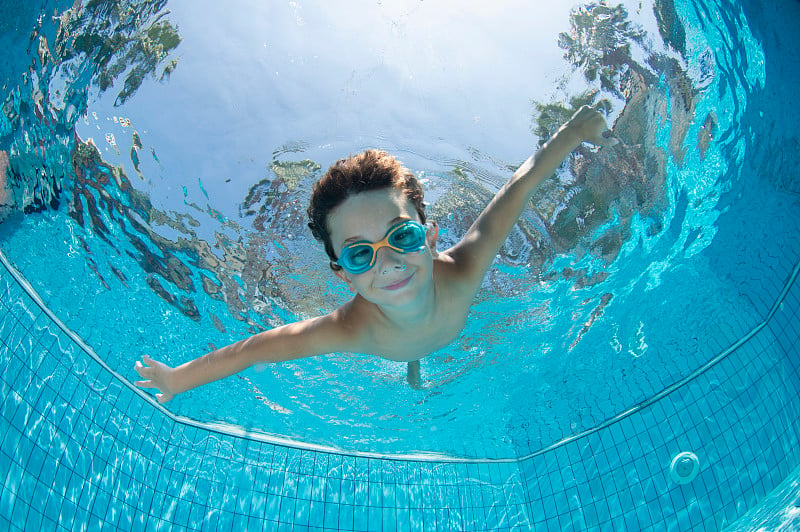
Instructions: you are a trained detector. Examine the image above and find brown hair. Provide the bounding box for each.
[307,149,426,269]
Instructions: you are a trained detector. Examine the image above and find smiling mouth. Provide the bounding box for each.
[381,273,414,291]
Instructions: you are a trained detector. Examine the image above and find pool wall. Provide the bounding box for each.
[1,248,798,530]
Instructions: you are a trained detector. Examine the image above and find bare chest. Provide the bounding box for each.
[368,296,471,362]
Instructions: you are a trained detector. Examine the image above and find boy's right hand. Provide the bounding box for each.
[134,355,177,403]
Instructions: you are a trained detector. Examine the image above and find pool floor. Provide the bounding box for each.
[1,251,799,530]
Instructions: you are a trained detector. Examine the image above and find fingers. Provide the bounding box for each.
[156,393,173,404]
[135,355,164,375]
[134,360,152,378]
[595,132,620,147]
[570,105,619,147]
[134,375,173,403]
[134,356,170,402]
[574,104,605,118]
[134,376,173,403]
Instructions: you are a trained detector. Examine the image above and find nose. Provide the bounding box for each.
[375,246,406,274]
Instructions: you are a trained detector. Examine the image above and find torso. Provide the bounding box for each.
[337,254,478,362]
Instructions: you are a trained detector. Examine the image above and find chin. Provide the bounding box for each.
[378,274,432,306]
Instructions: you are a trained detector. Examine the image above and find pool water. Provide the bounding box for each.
[1,0,799,530]
[0,0,778,459]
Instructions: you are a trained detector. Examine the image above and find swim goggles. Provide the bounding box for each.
[336,220,428,274]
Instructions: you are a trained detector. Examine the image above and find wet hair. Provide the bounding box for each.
[307,149,426,270]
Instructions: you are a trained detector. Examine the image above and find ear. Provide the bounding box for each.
[333,267,357,293]
[426,221,440,258]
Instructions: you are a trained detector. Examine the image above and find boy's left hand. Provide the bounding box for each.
[564,105,619,147]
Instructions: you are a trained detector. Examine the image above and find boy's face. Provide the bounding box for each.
[328,188,436,308]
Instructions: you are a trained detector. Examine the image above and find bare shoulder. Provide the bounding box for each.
[434,246,486,293]
[430,253,484,311]
[308,301,366,349]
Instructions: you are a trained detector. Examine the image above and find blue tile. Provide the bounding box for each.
[605,490,622,520]
[4,352,24,389]
[60,499,78,530]
[320,500,340,529]
[349,504,367,530]
[381,507,399,531]
[247,513,268,531]
[3,321,26,353]
[353,479,369,507]
[629,481,645,507]
[334,503,352,530]
[675,507,692,531]
[588,475,604,501]
[577,478,593,505]
[296,474,312,503]
[308,499,325,527]
[232,512,249,532]
[216,509,235,531]
[173,491,192,527]
[552,488,569,513]
[26,444,46,478]
[647,493,668,524]
[0,516,16,532]
[52,461,70,497]
[529,496,546,524]
[618,485,635,513]
[10,493,29,529]
[560,465,577,490]
[0,424,23,461]
[0,483,15,526]
[278,490,297,526]
[581,500,598,527]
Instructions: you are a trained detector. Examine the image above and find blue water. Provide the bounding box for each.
[1,0,799,530]
[0,0,767,458]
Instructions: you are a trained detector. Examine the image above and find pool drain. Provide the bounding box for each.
[670,451,700,485]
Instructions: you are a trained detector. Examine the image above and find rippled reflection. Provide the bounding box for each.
[2,1,694,313]
[0,0,767,456]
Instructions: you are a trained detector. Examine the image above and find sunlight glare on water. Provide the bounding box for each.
[77,0,573,220]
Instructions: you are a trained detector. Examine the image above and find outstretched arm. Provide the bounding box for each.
[134,312,350,403]
[445,106,616,285]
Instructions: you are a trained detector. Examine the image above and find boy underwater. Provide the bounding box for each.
[134,106,617,402]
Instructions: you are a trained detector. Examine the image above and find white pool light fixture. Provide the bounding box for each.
[670,451,700,485]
